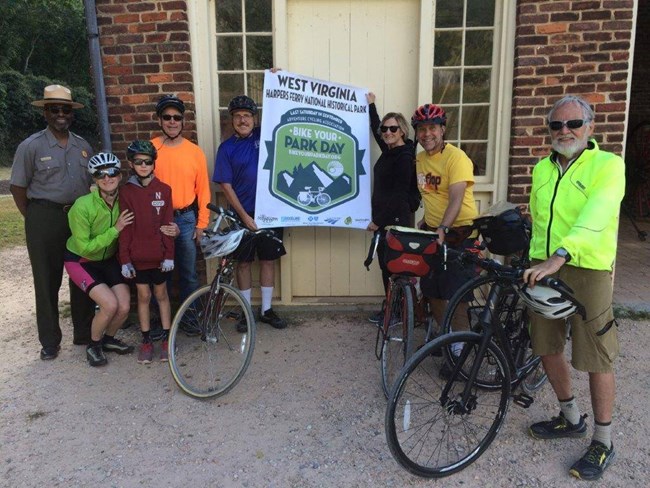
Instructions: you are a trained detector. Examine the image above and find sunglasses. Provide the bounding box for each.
[132,158,154,166]
[161,114,183,121]
[47,105,73,115]
[548,119,588,131]
[380,125,400,133]
[93,168,121,179]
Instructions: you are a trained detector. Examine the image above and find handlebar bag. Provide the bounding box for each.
[384,226,439,277]
[474,208,531,256]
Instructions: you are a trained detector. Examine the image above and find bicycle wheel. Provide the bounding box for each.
[381,280,415,398]
[386,332,510,478]
[169,283,255,398]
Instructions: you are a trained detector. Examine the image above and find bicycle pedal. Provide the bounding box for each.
[512,392,534,408]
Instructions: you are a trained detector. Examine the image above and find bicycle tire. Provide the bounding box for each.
[169,283,255,398]
[381,280,415,398]
[386,331,510,478]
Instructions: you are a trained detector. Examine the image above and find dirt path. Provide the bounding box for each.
[1,245,648,487]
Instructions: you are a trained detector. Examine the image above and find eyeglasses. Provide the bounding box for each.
[131,158,154,166]
[93,168,121,179]
[47,105,73,115]
[233,113,253,120]
[548,119,588,131]
[161,114,183,121]
[380,125,400,133]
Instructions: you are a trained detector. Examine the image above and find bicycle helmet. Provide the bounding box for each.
[200,228,246,259]
[517,284,581,320]
[155,94,185,116]
[228,95,258,115]
[411,104,446,128]
[474,208,531,256]
[88,152,121,176]
[126,140,157,162]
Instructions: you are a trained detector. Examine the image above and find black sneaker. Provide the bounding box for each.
[101,336,135,355]
[236,317,249,333]
[529,412,588,440]
[569,440,616,480]
[179,321,202,337]
[40,346,61,360]
[86,345,108,367]
[259,308,287,329]
[368,310,384,324]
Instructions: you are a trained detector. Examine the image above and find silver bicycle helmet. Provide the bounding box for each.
[88,152,121,176]
[517,284,580,320]
[200,228,246,259]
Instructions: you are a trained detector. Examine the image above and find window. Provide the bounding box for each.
[215,0,273,140]
[432,0,496,176]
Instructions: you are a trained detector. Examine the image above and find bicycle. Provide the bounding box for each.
[385,250,586,478]
[297,186,332,207]
[365,227,441,398]
[168,203,280,398]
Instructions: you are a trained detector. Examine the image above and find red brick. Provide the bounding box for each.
[161,1,187,10]
[597,83,628,92]
[97,4,126,14]
[163,82,194,92]
[549,33,581,44]
[115,34,145,44]
[122,95,152,105]
[597,62,629,72]
[535,45,567,55]
[583,32,612,41]
[600,41,631,51]
[517,57,548,67]
[539,1,571,12]
[537,23,567,34]
[568,22,600,32]
[156,22,188,33]
[533,85,565,96]
[128,23,156,33]
[514,77,544,87]
[613,9,634,19]
[613,31,631,40]
[145,33,168,43]
[512,136,546,147]
[114,14,140,24]
[571,1,603,10]
[148,74,174,83]
[101,24,129,35]
[126,2,156,12]
[603,0,634,7]
[577,73,607,83]
[170,32,190,42]
[597,102,627,112]
[607,113,626,122]
[566,64,596,74]
[582,53,611,62]
[170,11,188,21]
[581,10,612,20]
[519,4,538,14]
[550,12,580,22]
[582,93,606,104]
[602,20,633,30]
[141,12,168,22]
[105,65,133,76]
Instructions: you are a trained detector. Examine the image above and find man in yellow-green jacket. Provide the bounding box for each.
[523,95,625,481]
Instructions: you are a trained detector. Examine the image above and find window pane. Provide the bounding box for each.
[461,105,489,139]
[246,36,273,69]
[465,30,493,66]
[434,31,462,67]
[219,109,235,141]
[461,142,487,176]
[467,0,495,28]
[432,69,461,104]
[216,0,242,33]
[463,69,491,103]
[444,106,459,141]
[246,0,272,31]
[247,73,265,105]
[218,73,245,107]
[435,0,463,28]
[217,36,243,70]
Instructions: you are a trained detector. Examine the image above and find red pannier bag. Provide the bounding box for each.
[383,226,439,277]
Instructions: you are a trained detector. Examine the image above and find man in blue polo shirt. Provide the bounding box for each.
[213,95,287,330]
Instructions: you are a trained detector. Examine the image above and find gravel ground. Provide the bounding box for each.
[1,245,649,487]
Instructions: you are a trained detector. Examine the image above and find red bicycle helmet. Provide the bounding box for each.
[411,104,447,128]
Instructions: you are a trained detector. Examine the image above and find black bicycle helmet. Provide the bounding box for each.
[156,94,185,116]
[474,208,531,256]
[126,140,157,162]
[228,95,258,115]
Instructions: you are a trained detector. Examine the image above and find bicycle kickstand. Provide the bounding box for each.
[512,392,534,408]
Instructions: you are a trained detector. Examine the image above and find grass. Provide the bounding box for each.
[0,167,11,180]
[613,305,650,320]
[0,196,25,249]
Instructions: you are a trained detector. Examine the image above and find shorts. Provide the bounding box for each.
[529,262,618,373]
[420,238,479,300]
[64,251,124,294]
[233,212,286,262]
[134,267,169,286]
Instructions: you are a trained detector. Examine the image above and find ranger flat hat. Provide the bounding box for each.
[32,84,84,109]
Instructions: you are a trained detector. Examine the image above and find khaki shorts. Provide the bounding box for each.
[529,263,619,373]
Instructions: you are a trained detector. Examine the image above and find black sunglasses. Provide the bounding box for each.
[47,105,73,115]
[161,114,183,121]
[548,119,588,131]
[93,168,121,179]
[380,125,400,133]
[132,158,154,166]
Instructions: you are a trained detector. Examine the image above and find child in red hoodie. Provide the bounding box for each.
[119,140,175,363]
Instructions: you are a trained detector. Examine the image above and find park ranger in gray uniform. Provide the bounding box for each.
[10,85,96,360]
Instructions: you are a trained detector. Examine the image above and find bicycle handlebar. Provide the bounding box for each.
[205,203,283,243]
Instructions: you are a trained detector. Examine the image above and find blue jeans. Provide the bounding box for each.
[172,211,200,303]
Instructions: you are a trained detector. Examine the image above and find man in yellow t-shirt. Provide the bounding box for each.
[411,103,478,326]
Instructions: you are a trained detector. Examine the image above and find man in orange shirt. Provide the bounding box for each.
[151,95,211,324]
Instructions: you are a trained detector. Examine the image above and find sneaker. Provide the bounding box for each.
[236,317,249,334]
[137,342,154,364]
[368,309,384,324]
[569,440,616,481]
[40,346,61,360]
[102,336,135,355]
[86,345,107,367]
[179,321,202,337]
[259,308,287,329]
[159,340,169,362]
[529,412,588,440]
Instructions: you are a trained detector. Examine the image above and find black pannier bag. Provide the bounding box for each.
[474,207,531,256]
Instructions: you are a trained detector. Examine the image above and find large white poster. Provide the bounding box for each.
[254,70,371,229]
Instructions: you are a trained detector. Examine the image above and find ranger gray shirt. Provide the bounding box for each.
[11,128,93,204]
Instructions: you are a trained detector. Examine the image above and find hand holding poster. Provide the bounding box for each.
[254,70,371,229]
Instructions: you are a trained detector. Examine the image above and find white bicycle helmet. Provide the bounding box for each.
[88,152,121,176]
[200,228,246,259]
[517,284,581,320]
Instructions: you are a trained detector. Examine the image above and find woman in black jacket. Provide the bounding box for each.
[366,93,417,323]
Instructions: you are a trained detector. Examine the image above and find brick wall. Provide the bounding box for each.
[95,0,197,158]
[509,0,636,204]
[628,1,650,146]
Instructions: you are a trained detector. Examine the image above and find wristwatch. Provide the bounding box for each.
[438,225,450,235]
[553,247,572,262]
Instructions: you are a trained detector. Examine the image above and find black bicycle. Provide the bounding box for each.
[385,250,585,478]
